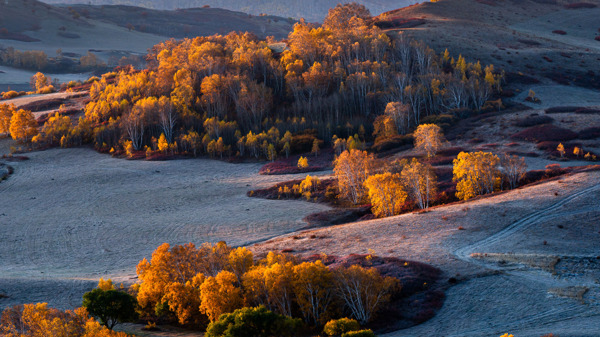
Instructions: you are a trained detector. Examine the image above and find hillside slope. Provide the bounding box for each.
[377,0,600,88]
[40,0,418,22]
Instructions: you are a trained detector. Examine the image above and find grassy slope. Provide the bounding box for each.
[377,0,600,88]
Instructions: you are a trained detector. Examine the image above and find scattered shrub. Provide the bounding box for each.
[371,134,413,153]
[341,329,376,337]
[564,2,597,9]
[579,127,600,139]
[514,115,554,127]
[552,30,567,35]
[511,124,578,142]
[323,317,361,336]
[1,91,20,99]
[205,306,302,337]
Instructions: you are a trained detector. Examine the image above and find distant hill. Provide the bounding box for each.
[61,4,295,39]
[374,0,600,88]
[38,0,419,22]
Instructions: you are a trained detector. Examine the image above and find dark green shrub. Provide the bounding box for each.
[341,329,376,337]
[82,288,138,329]
[323,317,360,336]
[205,306,302,337]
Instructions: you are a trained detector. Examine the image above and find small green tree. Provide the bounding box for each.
[205,306,302,337]
[82,288,138,330]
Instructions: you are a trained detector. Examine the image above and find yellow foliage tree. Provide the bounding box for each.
[9,109,38,142]
[333,149,375,204]
[372,115,397,143]
[400,158,437,209]
[97,278,115,291]
[292,260,335,326]
[557,143,565,158]
[158,133,169,153]
[414,123,445,157]
[364,172,407,217]
[334,265,398,325]
[0,103,15,135]
[298,156,309,169]
[199,270,243,322]
[453,151,501,200]
[228,247,254,284]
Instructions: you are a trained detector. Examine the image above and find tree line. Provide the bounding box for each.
[21,3,502,161]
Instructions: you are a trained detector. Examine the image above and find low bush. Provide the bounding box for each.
[371,134,413,153]
[579,127,600,139]
[419,114,457,131]
[564,2,597,9]
[1,90,21,99]
[341,329,375,337]
[511,124,578,142]
[205,306,302,337]
[552,30,567,35]
[514,115,554,127]
[545,106,582,113]
[323,318,361,336]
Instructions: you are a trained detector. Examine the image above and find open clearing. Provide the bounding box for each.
[0,144,330,309]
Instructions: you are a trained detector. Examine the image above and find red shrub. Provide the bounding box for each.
[514,115,554,127]
[552,30,567,35]
[564,2,597,9]
[596,36,600,42]
[511,124,578,142]
[543,56,553,63]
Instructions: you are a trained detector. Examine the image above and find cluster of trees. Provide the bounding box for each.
[133,242,398,331]
[0,104,39,143]
[332,124,527,216]
[0,47,107,72]
[453,151,526,200]
[0,303,130,337]
[32,3,501,160]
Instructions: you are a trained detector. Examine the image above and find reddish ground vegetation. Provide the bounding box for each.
[542,56,553,63]
[303,254,444,332]
[511,124,578,142]
[372,135,413,154]
[425,155,454,166]
[436,146,465,157]
[545,106,581,113]
[564,2,597,9]
[596,36,600,42]
[259,150,334,175]
[504,72,540,85]
[302,206,371,229]
[552,30,567,35]
[506,151,540,158]
[376,17,426,29]
[0,30,40,42]
[249,177,339,203]
[579,127,600,140]
[514,115,554,127]
[506,142,519,147]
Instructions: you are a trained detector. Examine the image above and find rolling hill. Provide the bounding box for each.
[375,0,600,89]
[39,0,419,22]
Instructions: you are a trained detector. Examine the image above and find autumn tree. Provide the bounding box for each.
[298,156,309,169]
[30,72,51,93]
[333,149,375,204]
[453,151,501,200]
[34,112,71,145]
[9,109,38,142]
[364,173,407,217]
[334,265,398,325]
[400,159,437,209]
[557,143,565,158]
[0,103,15,135]
[500,153,527,190]
[293,260,335,326]
[384,102,409,135]
[372,115,397,143]
[414,123,445,157]
[199,270,244,322]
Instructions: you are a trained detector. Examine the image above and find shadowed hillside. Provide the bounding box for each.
[375,0,600,89]
[40,0,419,22]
